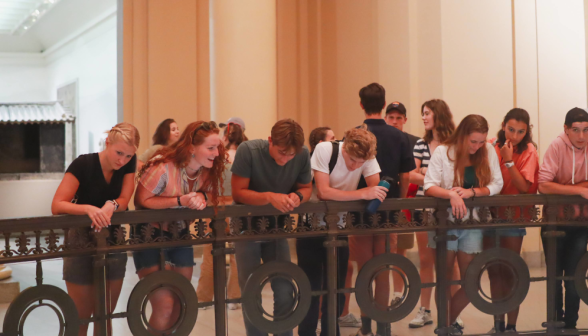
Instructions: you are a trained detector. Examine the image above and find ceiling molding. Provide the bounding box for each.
[42,5,116,57]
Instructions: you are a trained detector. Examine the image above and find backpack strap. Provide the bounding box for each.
[328,141,340,174]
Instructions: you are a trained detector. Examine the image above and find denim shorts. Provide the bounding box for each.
[132,226,195,272]
[428,229,483,254]
[483,228,527,237]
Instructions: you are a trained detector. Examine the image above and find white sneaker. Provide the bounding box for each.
[228,303,241,310]
[339,313,362,328]
[199,305,212,310]
[408,307,433,328]
[455,315,465,328]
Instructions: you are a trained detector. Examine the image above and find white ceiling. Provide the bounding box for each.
[0,0,116,53]
[0,0,57,35]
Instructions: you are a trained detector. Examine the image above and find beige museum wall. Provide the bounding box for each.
[123,0,588,260]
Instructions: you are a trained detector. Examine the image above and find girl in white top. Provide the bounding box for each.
[424,114,503,333]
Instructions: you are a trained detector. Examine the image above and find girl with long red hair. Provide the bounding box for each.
[424,115,503,335]
[133,121,227,330]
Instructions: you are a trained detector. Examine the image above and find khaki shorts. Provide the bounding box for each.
[397,233,414,250]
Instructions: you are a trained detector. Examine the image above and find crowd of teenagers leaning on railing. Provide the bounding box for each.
[49,82,588,336]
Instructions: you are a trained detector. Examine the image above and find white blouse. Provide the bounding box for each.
[423,142,504,221]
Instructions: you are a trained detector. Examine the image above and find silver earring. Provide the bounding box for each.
[191,153,195,158]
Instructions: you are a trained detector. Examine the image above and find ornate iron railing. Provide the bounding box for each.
[1,194,588,336]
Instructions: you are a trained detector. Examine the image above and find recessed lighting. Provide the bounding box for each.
[23,26,28,30]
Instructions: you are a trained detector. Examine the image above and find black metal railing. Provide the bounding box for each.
[1,194,588,336]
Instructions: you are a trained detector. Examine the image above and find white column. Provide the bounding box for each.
[210,0,277,140]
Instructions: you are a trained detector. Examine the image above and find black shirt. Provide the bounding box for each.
[66,153,136,207]
[358,119,416,198]
[405,132,421,152]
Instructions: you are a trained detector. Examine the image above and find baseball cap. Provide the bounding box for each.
[565,107,588,127]
[386,101,407,116]
[219,117,246,131]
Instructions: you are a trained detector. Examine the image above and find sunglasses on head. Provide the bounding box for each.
[191,121,218,142]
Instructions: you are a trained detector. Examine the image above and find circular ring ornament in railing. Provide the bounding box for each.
[574,252,588,305]
[242,261,311,334]
[464,247,530,315]
[127,270,198,336]
[3,284,80,336]
[355,253,421,323]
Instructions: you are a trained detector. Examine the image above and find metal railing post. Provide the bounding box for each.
[212,218,228,336]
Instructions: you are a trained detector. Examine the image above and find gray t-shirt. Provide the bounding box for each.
[231,139,312,195]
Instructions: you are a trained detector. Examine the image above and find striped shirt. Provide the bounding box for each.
[413,139,431,196]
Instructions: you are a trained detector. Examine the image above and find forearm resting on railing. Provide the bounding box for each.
[538,181,588,196]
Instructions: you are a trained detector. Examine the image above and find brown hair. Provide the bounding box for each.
[138,121,227,208]
[343,128,377,160]
[445,114,491,188]
[496,108,536,154]
[224,123,248,149]
[270,118,305,152]
[152,118,176,146]
[359,83,386,114]
[309,126,332,153]
[106,122,140,149]
[422,99,455,144]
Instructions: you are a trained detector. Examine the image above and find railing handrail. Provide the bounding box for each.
[1,193,586,230]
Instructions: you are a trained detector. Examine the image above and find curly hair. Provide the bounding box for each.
[138,121,227,209]
[422,99,455,144]
[343,128,377,160]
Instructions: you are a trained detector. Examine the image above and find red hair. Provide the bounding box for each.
[138,121,228,208]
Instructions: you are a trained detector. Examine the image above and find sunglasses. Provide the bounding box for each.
[191,121,218,142]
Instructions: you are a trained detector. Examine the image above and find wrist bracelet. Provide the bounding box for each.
[201,192,208,202]
[471,187,476,200]
[177,196,182,207]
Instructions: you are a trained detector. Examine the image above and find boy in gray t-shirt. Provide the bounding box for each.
[231,119,312,336]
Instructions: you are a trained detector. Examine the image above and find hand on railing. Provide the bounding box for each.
[268,193,296,213]
[87,204,113,232]
[180,192,206,210]
[449,191,467,219]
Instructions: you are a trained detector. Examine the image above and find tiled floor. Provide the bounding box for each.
[1,248,587,336]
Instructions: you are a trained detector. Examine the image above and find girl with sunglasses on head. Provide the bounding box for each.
[133,121,227,330]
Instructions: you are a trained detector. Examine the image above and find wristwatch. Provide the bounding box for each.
[294,191,304,202]
[505,161,515,168]
[107,199,119,211]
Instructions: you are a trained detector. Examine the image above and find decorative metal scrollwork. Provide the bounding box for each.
[242,261,311,334]
[355,253,421,323]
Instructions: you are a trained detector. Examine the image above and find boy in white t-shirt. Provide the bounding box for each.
[297,128,388,336]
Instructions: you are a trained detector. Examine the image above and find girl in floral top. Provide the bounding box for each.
[134,121,226,330]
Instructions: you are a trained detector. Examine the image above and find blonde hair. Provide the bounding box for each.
[106,122,140,149]
[342,128,377,160]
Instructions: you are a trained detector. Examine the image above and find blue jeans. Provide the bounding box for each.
[541,226,588,329]
[235,239,293,336]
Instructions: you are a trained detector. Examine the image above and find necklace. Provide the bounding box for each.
[185,166,202,181]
